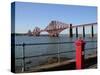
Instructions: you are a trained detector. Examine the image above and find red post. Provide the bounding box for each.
[75,37,85,69]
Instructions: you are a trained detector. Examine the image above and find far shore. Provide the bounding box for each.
[11,33,97,37]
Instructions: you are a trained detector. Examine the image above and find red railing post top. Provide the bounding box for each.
[75,37,85,46]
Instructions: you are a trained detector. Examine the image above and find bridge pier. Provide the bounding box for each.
[53,33,59,37]
[69,24,73,38]
[48,32,59,37]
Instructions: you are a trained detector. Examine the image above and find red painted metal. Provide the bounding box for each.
[32,21,69,36]
[75,38,85,69]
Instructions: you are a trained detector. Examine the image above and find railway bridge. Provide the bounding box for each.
[28,20,97,37]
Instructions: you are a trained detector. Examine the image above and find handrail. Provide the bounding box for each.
[15,47,97,59]
[13,41,97,46]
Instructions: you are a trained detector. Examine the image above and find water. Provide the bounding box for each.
[14,34,97,72]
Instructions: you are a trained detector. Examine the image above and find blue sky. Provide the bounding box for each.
[14,2,97,33]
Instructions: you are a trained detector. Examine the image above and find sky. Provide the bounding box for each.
[13,2,97,33]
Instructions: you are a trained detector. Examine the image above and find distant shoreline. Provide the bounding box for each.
[11,33,97,37]
[11,33,49,36]
[11,33,27,36]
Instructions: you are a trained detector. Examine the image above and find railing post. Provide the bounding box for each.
[69,24,73,37]
[76,27,78,38]
[75,37,85,69]
[57,38,60,63]
[91,25,94,38]
[83,26,85,38]
[22,43,25,72]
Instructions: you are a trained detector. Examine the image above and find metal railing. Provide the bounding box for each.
[13,40,97,72]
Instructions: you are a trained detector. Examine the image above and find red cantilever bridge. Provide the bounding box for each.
[28,20,70,37]
[28,20,97,37]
